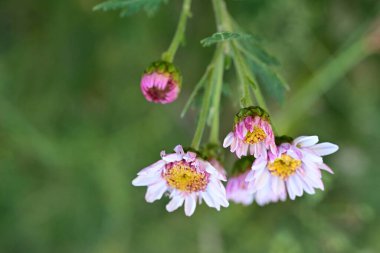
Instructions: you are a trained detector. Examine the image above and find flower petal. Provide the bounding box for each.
[162,153,182,163]
[223,132,234,148]
[145,181,167,203]
[293,136,319,147]
[132,173,161,186]
[166,195,184,212]
[309,142,339,156]
[137,160,165,175]
[184,194,197,216]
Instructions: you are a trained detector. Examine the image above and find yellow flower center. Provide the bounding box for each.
[163,161,209,192]
[244,126,267,144]
[268,154,301,179]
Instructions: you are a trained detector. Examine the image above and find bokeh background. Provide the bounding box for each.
[1,0,380,252]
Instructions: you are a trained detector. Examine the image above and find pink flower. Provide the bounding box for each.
[223,107,276,158]
[132,145,229,216]
[226,170,255,206]
[246,136,339,205]
[140,61,181,104]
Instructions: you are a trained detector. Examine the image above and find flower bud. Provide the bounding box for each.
[140,60,182,104]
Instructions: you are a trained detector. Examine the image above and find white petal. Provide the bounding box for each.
[291,175,304,197]
[162,153,182,163]
[223,132,234,148]
[132,174,162,186]
[251,157,267,171]
[174,145,185,155]
[319,163,334,174]
[245,170,255,182]
[137,160,165,175]
[309,142,339,156]
[145,182,167,202]
[271,176,285,196]
[184,195,197,216]
[202,191,217,209]
[286,180,296,200]
[293,136,319,147]
[302,150,323,164]
[255,170,271,190]
[166,196,184,212]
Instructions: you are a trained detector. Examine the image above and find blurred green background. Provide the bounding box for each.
[0,0,379,252]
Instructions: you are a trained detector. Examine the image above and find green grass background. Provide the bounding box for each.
[0,0,379,252]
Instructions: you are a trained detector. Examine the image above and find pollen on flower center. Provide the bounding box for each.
[268,154,301,179]
[163,161,209,192]
[244,126,267,144]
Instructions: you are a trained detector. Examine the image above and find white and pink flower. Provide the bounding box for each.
[223,107,276,158]
[246,136,339,205]
[140,61,181,104]
[132,145,229,216]
[226,170,255,206]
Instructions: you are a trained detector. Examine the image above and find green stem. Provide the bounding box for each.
[276,36,371,133]
[180,65,213,118]
[162,0,192,62]
[209,47,225,144]
[231,43,254,107]
[191,46,224,149]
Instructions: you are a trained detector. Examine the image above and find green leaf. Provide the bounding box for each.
[249,59,289,104]
[93,0,167,17]
[201,32,254,47]
[237,40,279,66]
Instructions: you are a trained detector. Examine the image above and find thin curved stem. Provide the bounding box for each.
[162,0,192,62]
[209,48,225,144]
[191,47,223,149]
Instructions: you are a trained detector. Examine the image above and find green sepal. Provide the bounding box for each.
[184,143,223,162]
[234,106,270,126]
[275,135,294,146]
[230,156,255,176]
[144,60,182,88]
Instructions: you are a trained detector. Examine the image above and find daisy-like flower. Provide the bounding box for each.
[223,106,276,158]
[226,157,255,205]
[132,145,229,216]
[140,60,181,104]
[246,135,339,205]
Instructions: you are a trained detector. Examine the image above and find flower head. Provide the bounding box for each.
[132,145,228,216]
[223,106,276,158]
[246,135,339,205]
[140,60,181,104]
[226,157,255,205]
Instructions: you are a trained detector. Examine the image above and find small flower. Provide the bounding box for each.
[132,145,229,216]
[226,157,255,205]
[246,135,339,205]
[140,60,181,104]
[223,106,276,158]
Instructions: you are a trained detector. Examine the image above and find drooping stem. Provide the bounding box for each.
[162,0,192,62]
[209,48,225,144]
[191,63,217,149]
[231,43,254,108]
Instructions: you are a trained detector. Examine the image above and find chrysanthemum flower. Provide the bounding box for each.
[132,145,229,216]
[223,106,276,158]
[246,135,339,205]
[140,60,181,104]
[226,157,255,205]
